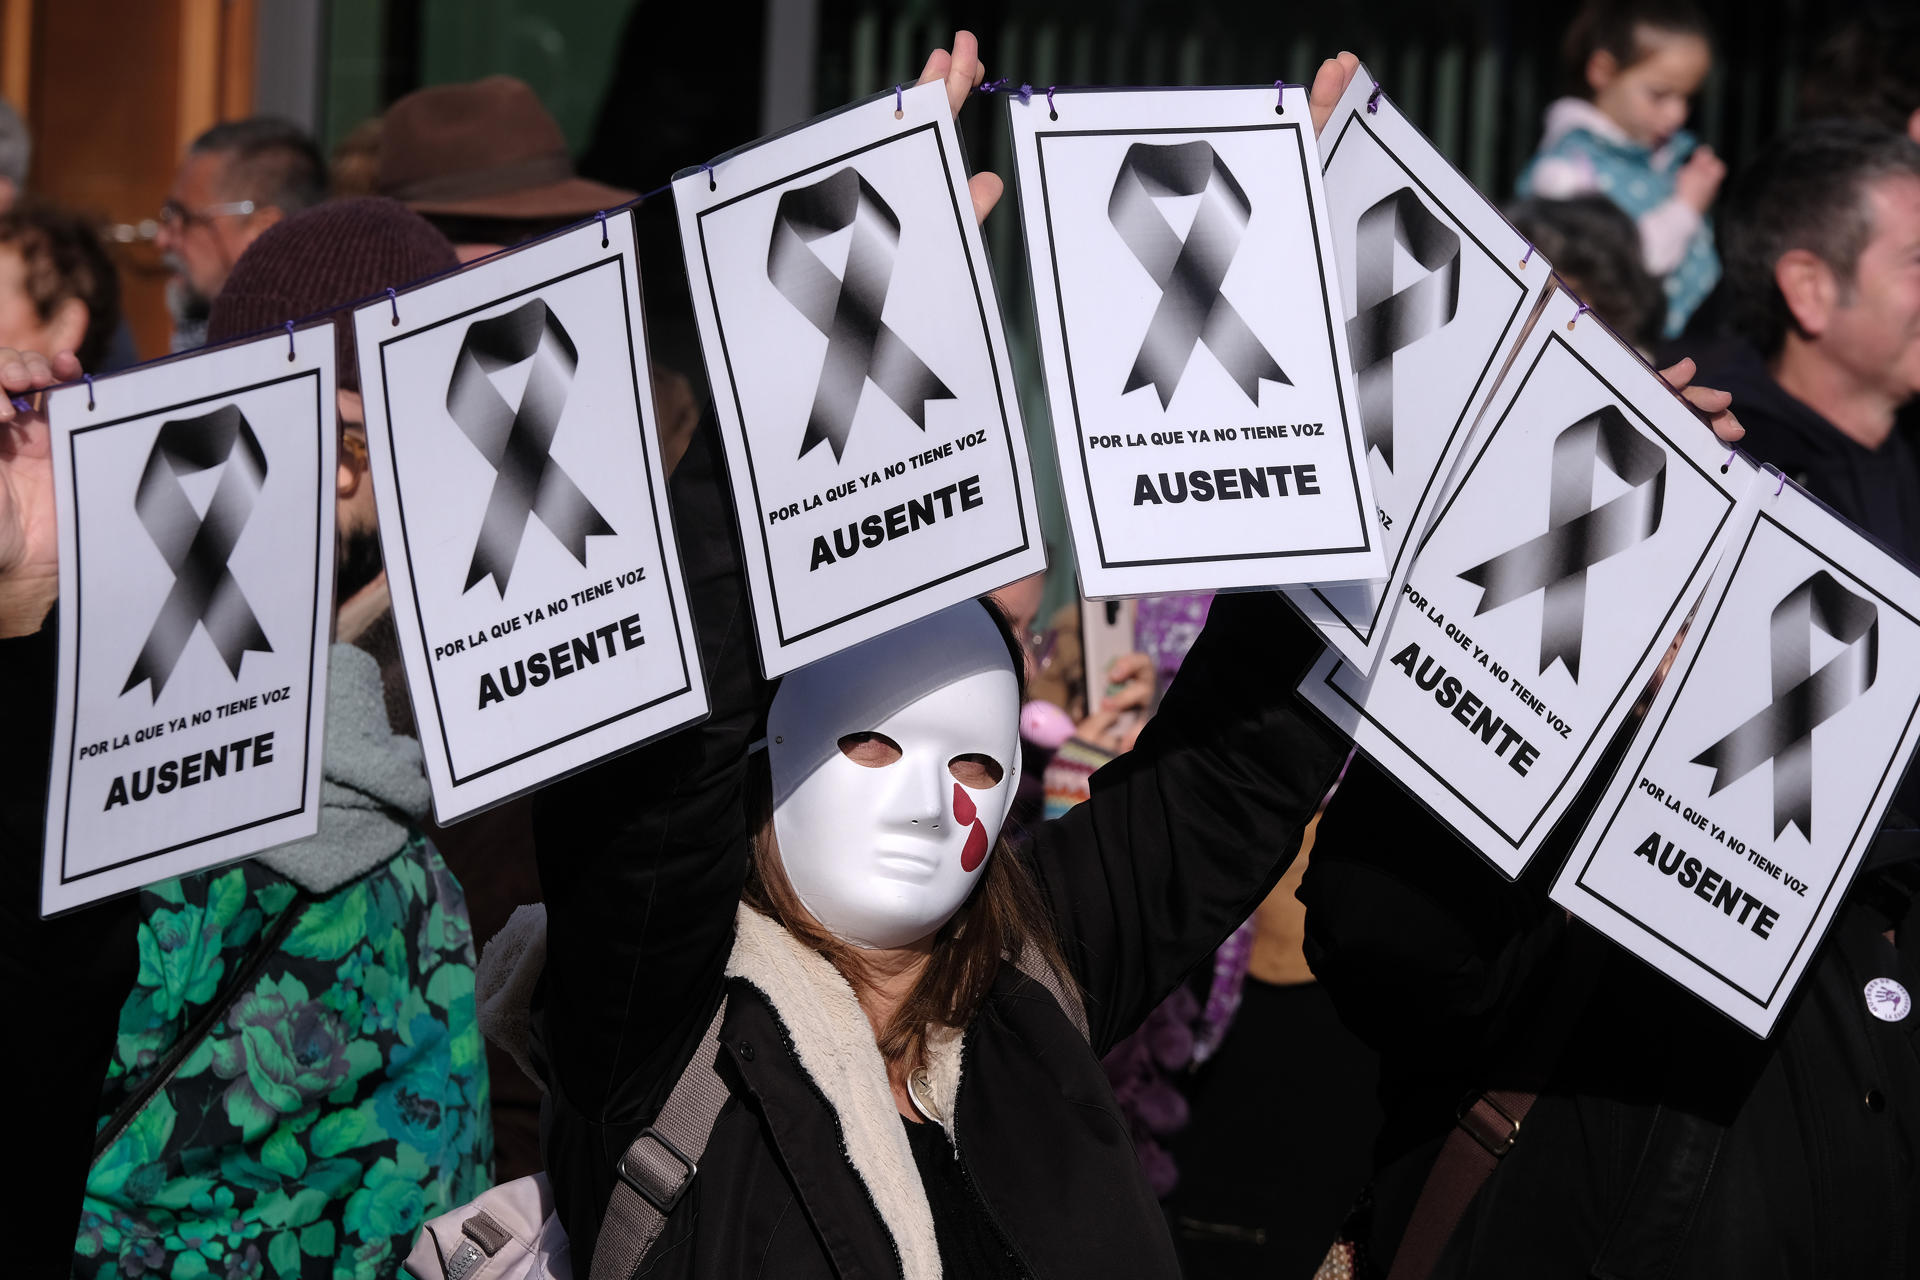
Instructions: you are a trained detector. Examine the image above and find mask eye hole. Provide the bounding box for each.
[838,732,903,768]
[948,753,1005,788]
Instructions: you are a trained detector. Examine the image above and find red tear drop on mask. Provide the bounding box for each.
[954,782,988,872]
[961,821,989,873]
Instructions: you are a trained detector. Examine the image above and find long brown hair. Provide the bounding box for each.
[741,600,1073,1072]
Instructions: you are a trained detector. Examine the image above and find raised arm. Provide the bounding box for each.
[1025,591,1351,1053]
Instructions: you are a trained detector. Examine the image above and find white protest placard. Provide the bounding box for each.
[1299,290,1758,876]
[1552,481,1920,1036]
[676,81,1046,675]
[1284,69,1554,668]
[1007,84,1384,596]
[356,213,706,822]
[41,331,336,915]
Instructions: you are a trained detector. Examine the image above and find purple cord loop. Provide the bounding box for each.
[894,83,904,115]
[1775,470,1789,496]
[1520,241,1536,268]
[10,396,30,413]
[1275,79,1286,112]
[1722,446,1737,473]
[977,78,1034,104]
[84,372,94,410]
[596,209,609,246]
[1569,300,1592,329]
[386,287,400,326]
[1047,85,1058,119]
[1366,82,1384,113]
[701,162,717,191]
[284,319,296,361]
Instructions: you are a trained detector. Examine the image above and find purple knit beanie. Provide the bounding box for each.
[205,197,458,391]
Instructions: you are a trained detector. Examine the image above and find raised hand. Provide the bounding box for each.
[915,31,1001,224]
[0,346,82,637]
[1309,52,1363,136]
[1660,356,1745,444]
[1676,145,1726,214]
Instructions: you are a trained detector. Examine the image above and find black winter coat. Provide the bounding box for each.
[1300,348,1920,1279]
[528,425,1350,1278]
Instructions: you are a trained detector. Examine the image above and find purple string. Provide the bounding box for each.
[639,180,672,201]
[1047,85,1058,118]
[1775,470,1789,496]
[977,78,1033,104]
[1366,83,1384,113]
[1569,300,1592,329]
[701,162,717,191]
[1722,447,1737,473]
[83,372,93,409]
[385,287,400,326]
[596,209,609,246]
[10,397,29,413]
[1275,79,1286,112]
[1520,242,1536,268]
[284,320,296,361]
[894,83,904,114]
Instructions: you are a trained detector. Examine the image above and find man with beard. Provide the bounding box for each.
[0,198,493,1278]
[153,117,326,350]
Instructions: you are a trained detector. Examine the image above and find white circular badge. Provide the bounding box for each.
[1864,978,1912,1023]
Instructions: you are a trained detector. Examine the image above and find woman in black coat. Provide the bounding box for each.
[526,42,1369,1278]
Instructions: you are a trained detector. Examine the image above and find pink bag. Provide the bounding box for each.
[403,1173,573,1280]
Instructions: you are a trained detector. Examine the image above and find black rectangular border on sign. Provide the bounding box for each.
[695,120,1032,649]
[1568,510,1920,1010]
[375,251,696,788]
[60,368,325,883]
[1306,108,1532,642]
[1320,329,1737,851]
[1032,119,1372,569]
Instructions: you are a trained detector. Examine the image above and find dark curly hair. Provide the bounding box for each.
[1507,195,1667,351]
[0,201,121,370]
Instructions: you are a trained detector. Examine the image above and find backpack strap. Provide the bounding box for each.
[1385,1087,1538,1280]
[590,998,731,1280]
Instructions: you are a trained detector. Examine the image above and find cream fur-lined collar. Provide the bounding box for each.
[726,906,963,1280]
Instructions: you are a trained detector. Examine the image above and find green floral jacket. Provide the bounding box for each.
[75,837,492,1279]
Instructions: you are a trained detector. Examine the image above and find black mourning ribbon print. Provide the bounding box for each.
[767,166,954,462]
[123,404,273,698]
[1458,406,1667,681]
[447,298,615,595]
[1692,570,1879,840]
[1109,140,1288,408]
[1347,188,1460,471]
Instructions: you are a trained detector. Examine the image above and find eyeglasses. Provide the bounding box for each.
[156,198,256,231]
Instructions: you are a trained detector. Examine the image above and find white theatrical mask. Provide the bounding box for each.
[767,602,1023,949]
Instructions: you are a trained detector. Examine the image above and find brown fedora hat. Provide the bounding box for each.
[377,75,636,219]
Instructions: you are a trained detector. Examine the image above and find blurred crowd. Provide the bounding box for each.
[3,1,1919,1277]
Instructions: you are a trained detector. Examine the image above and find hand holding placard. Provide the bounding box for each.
[676,77,1044,675]
[1299,290,1758,876]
